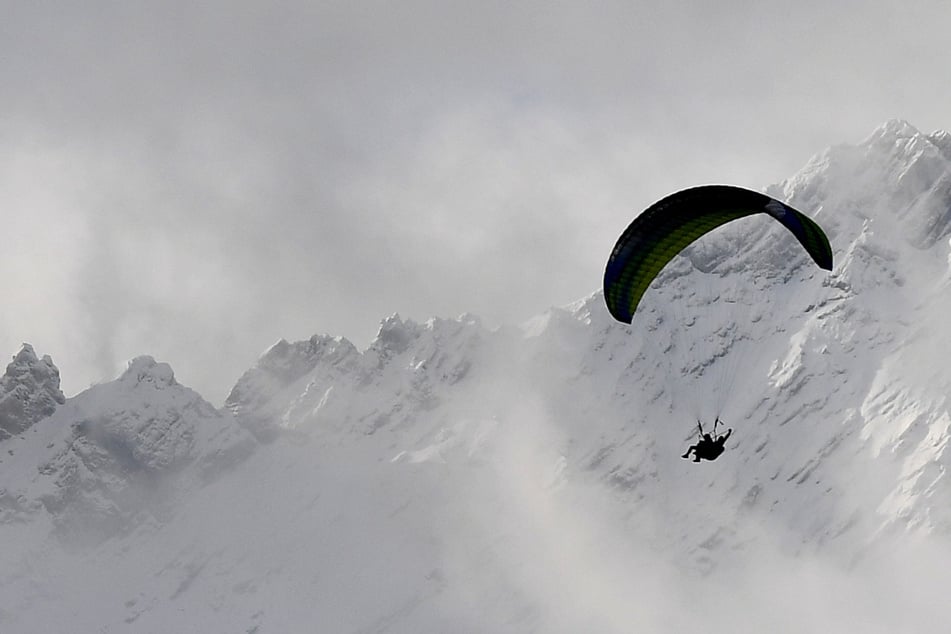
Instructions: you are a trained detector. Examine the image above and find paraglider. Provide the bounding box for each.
[682,418,732,462]
[603,185,833,462]
[603,185,833,324]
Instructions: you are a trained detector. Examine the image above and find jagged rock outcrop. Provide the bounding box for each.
[0,344,65,441]
[226,314,493,439]
[225,334,360,440]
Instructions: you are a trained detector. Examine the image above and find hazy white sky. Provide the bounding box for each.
[3,1,950,402]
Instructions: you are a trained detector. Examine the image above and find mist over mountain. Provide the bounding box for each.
[3,120,951,632]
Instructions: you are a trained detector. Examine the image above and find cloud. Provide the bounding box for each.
[434,391,951,633]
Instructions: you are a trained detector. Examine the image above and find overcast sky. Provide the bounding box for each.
[3,1,950,402]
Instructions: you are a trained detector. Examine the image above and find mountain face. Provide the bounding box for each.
[1,356,255,547]
[2,120,951,632]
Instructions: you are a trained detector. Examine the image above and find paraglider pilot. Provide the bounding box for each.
[682,418,732,462]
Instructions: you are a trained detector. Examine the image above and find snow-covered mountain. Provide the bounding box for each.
[3,120,951,632]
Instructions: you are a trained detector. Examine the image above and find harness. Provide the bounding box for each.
[694,419,728,460]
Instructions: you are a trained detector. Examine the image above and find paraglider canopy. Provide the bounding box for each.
[603,185,833,324]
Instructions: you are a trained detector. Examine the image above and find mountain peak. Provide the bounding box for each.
[861,118,944,169]
[118,355,177,388]
[772,120,951,252]
[373,313,421,355]
[13,342,38,364]
[0,344,66,440]
[253,334,357,381]
[225,334,360,439]
[927,129,951,162]
[869,118,921,141]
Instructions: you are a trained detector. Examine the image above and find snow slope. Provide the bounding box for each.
[2,120,951,632]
